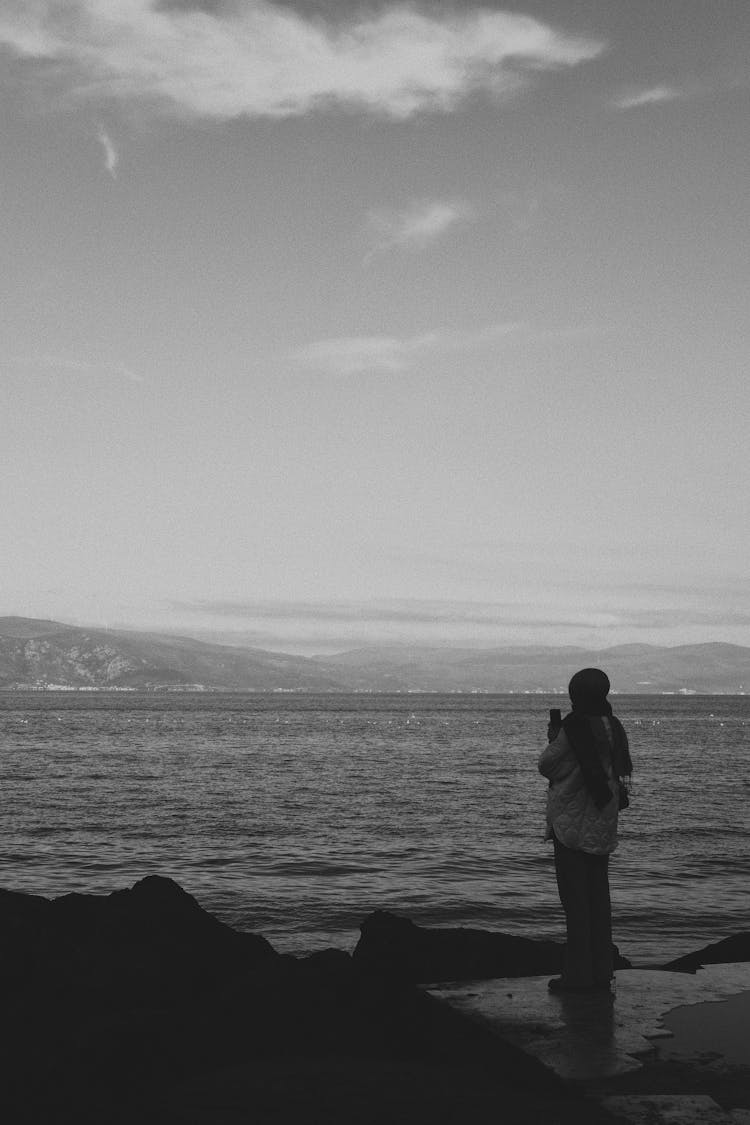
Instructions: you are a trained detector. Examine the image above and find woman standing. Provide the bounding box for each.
[539,668,632,992]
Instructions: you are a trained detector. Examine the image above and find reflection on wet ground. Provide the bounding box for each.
[430,963,750,1081]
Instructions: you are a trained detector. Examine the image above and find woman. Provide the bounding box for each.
[539,668,632,992]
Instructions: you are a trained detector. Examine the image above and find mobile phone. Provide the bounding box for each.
[549,708,562,725]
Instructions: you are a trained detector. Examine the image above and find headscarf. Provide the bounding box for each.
[562,668,632,809]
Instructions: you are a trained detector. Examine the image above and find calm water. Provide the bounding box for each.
[2,692,748,963]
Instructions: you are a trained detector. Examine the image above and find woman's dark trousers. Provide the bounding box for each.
[553,835,613,987]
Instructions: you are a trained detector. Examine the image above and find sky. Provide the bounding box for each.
[1,0,749,653]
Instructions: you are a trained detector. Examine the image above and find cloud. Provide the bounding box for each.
[612,84,684,110]
[97,125,119,178]
[291,322,522,375]
[179,596,622,629]
[169,596,633,652]
[365,198,473,258]
[14,353,143,383]
[169,596,750,654]
[294,335,421,375]
[0,2,604,120]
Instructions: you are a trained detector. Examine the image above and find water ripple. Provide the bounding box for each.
[1,691,748,961]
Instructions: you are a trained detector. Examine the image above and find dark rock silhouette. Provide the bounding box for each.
[660,932,750,973]
[0,877,572,1124]
[1,874,275,1004]
[353,909,632,982]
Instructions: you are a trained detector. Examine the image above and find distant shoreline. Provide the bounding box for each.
[2,686,749,696]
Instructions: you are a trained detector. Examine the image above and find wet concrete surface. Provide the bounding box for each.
[430,963,750,1082]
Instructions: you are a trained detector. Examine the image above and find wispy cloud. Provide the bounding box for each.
[179,596,628,630]
[291,322,522,375]
[170,595,750,654]
[13,353,143,383]
[612,84,684,110]
[169,596,630,652]
[365,198,473,259]
[0,2,604,121]
[97,125,119,178]
[294,335,421,375]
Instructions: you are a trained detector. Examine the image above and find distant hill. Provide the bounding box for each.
[314,642,750,694]
[0,616,70,639]
[0,617,343,692]
[1,617,749,693]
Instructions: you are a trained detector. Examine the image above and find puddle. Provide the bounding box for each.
[658,989,750,1066]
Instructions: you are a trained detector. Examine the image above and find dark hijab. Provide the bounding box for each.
[562,668,632,809]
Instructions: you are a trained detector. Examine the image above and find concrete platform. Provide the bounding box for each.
[429,963,750,1082]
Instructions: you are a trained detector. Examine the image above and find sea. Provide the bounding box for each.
[2,692,748,965]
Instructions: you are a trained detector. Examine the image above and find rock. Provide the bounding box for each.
[661,932,750,973]
[301,946,355,979]
[0,878,580,1122]
[0,875,276,1008]
[353,910,631,983]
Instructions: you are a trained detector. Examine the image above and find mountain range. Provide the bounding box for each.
[1,616,749,694]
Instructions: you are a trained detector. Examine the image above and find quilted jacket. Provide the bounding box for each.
[538,719,619,855]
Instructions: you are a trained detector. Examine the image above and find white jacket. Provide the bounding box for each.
[538,720,619,855]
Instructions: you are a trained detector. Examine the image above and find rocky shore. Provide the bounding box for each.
[1,877,747,1124]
